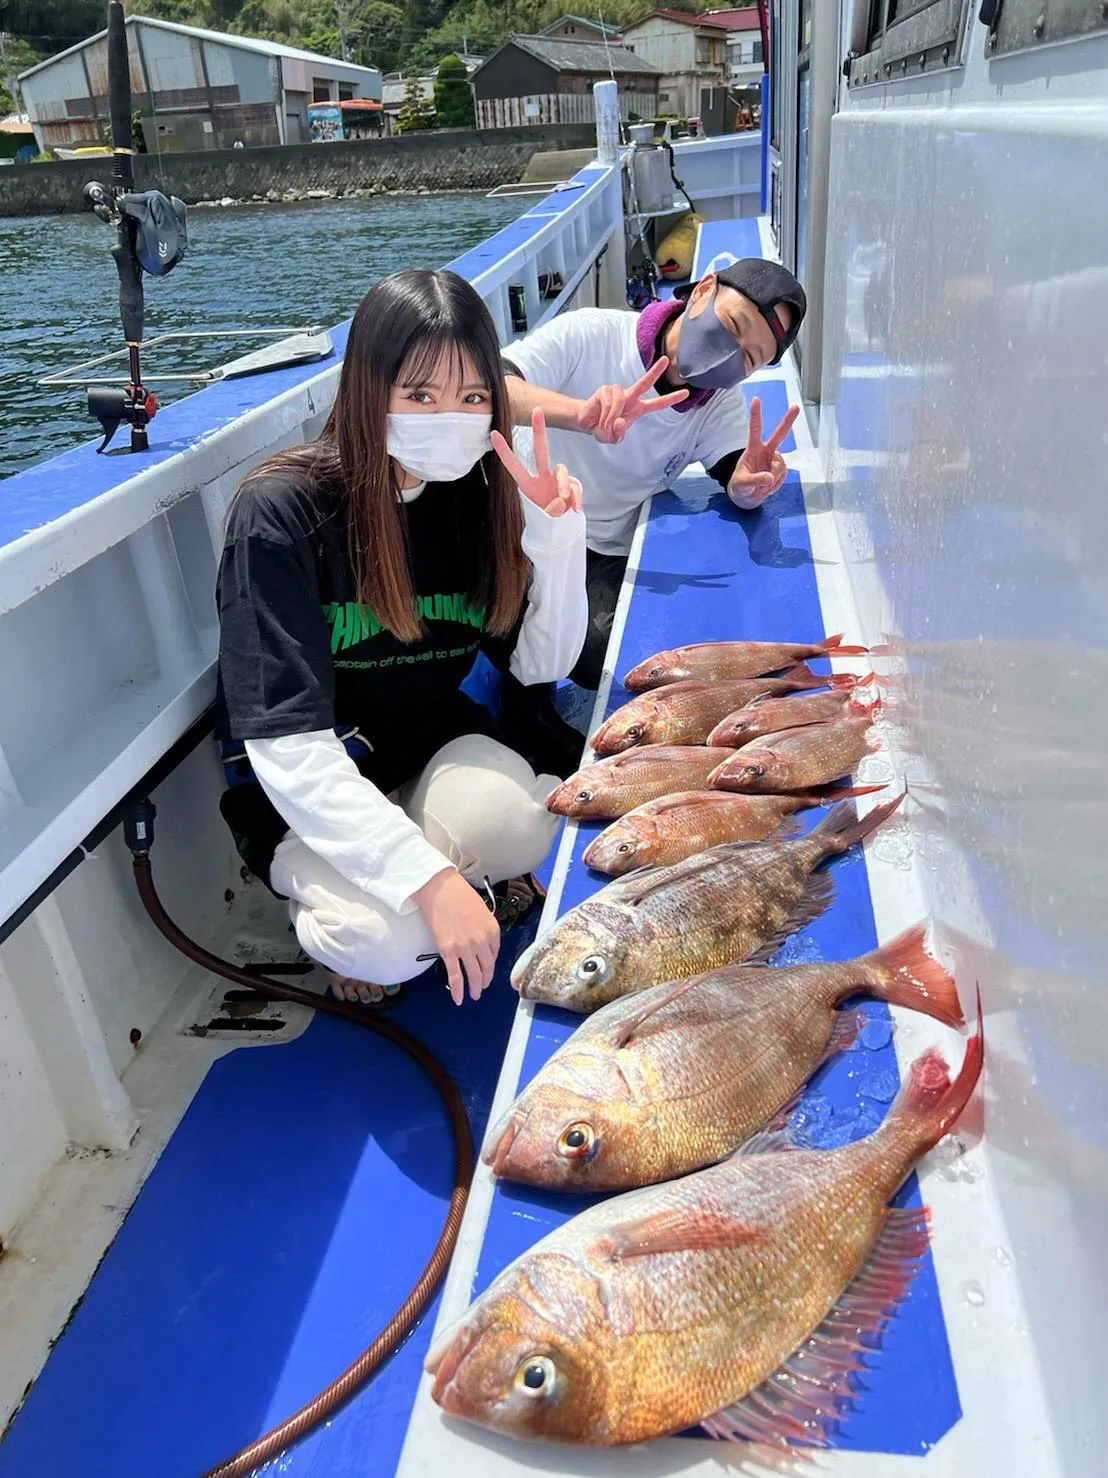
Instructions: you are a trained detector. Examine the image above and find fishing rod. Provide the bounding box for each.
[79,0,188,452]
[43,1,332,454]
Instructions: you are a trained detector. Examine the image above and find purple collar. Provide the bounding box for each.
[634,298,716,412]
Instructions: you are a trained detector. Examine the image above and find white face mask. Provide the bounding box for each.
[386,411,492,484]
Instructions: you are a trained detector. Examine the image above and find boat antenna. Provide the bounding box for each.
[82,1,188,453]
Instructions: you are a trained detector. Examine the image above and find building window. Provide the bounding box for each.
[753,38,764,64]
[696,38,711,63]
[847,0,973,86]
[312,78,331,101]
[338,83,355,100]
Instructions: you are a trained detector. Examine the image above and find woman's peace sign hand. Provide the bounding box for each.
[577,356,689,444]
[728,397,800,510]
[491,408,584,518]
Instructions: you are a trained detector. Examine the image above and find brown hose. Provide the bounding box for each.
[130,853,474,1478]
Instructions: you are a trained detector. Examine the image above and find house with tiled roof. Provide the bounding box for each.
[471,35,658,129]
[621,7,761,119]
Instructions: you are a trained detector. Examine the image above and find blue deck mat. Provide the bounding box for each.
[0,931,533,1478]
[693,215,763,276]
[470,449,962,1457]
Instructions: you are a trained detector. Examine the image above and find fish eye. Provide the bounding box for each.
[626,725,643,740]
[557,1122,597,1160]
[576,788,593,803]
[745,763,766,779]
[616,842,634,854]
[576,954,608,984]
[516,1354,557,1396]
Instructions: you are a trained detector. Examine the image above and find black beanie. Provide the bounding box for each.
[677,258,807,365]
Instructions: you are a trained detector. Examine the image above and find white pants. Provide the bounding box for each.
[268,735,560,986]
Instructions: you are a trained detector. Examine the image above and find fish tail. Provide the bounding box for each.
[820,633,869,656]
[887,990,984,1155]
[849,672,883,716]
[811,789,906,856]
[854,925,965,1027]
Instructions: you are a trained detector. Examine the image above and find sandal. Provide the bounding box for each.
[481,875,540,930]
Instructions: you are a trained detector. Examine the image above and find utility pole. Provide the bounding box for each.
[334,0,353,62]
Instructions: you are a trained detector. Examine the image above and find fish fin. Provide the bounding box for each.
[618,843,749,905]
[701,1205,930,1451]
[888,990,984,1153]
[820,634,869,657]
[602,1207,765,1261]
[818,1006,865,1065]
[810,791,906,857]
[646,790,740,815]
[613,971,716,1047]
[731,1124,806,1156]
[756,1090,809,1137]
[826,672,863,690]
[856,924,965,1028]
[745,872,835,963]
[801,782,888,804]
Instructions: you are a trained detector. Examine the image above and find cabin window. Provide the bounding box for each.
[980,0,1108,58]
[846,0,973,86]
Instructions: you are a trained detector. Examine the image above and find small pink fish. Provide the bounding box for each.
[710,716,880,792]
[707,673,880,748]
[624,634,868,690]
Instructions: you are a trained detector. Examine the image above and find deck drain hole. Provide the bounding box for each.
[203,1017,287,1032]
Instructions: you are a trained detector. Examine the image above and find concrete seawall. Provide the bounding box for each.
[0,123,596,217]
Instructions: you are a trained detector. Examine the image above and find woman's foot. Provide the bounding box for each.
[329,974,406,1008]
[487,874,542,930]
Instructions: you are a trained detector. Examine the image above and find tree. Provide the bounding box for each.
[433,52,473,128]
[396,70,436,131]
[0,34,40,113]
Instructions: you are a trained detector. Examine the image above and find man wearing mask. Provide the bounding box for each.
[499,258,806,769]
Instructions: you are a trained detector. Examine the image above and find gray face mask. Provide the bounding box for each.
[675,285,748,389]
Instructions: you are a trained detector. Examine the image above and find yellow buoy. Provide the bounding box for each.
[654,211,702,280]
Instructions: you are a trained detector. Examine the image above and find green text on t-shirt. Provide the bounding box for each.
[322,595,486,654]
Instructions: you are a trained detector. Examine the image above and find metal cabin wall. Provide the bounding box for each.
[818,7,1108,1473]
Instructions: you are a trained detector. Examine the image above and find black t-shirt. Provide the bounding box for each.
[215,467,514,882]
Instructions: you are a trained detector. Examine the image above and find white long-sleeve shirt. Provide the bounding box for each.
[246,489,585,913]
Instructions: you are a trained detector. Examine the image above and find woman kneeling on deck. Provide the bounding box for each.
[215,268,588,1007]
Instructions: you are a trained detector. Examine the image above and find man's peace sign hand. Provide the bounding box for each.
[728,397,800,510]
[491,407,583,517]
[577,357,689,445]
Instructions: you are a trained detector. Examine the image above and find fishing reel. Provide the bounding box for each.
[73,181,189,452]
[41,179,331,455]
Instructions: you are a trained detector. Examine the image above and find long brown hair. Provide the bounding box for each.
[241,269,526,643]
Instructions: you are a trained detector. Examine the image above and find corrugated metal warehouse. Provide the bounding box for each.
[471,36,659,130]
[18,16,382,153]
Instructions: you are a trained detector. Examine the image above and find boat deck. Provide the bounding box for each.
[0,220,1050,1478]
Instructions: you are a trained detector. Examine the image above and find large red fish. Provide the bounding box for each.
[484,925,964,1191]
[428,1011,983,1448]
